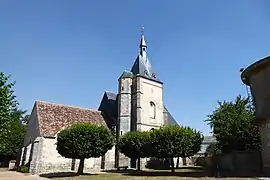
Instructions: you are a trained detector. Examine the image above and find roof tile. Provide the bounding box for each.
[36,101,106,137]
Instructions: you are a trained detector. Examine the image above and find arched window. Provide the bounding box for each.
[149,101,156,119]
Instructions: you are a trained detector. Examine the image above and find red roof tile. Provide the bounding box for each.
[35,101,107,137]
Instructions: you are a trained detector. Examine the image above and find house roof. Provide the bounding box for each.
[241,56,270,86]
[35,101,106,137]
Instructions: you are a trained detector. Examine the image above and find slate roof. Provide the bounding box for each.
[98,92,118,129]
[119,71,133,79]
[131,55,161,82]
[35,101,106,137]
[164,107,179,125]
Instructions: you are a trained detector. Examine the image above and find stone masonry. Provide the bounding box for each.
[241,56,270,172]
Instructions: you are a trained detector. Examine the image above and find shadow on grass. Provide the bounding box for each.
[103,167,264,178]
[103,167,211,178]
[39,172,98,178]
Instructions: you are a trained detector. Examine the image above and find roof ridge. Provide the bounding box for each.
[35,100,100,112]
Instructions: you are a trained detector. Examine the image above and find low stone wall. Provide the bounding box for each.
[217,151,262,172]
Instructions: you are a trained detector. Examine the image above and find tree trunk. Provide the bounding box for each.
[183,157,187,166]
[77,158,85,175]
[176,157,179,168]
[170,157,175,173]
[137,158,141,171]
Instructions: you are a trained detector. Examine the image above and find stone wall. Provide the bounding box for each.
[133,76,164,131]
[24,137,116,175]
[217,151,261,172]
[248,67,270,170]
[24,104,40,146]
[258,120,270,169]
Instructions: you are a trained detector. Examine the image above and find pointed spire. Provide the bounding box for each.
[140,26,147,56]
[140,26,147,47]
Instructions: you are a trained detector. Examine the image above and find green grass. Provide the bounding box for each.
[53,174,257,180]
[48,168,259,180]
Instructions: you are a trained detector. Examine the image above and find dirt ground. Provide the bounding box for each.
[0,170,46,180]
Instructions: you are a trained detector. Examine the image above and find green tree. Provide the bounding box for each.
[118,131,152,171]
[206,95,261,153]
[150,125,203,172]
[0,120,26,157]
[0,72,26,161]
[56,123,115,175]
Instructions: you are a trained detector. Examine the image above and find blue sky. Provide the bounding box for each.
[1,0,270,135]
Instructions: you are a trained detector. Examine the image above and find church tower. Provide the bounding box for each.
[118,71,133,135]
[117,71,133,168]
[116,28,165,169]
[130,28,165,132]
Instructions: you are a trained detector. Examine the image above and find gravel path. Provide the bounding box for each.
[0,171,47,180]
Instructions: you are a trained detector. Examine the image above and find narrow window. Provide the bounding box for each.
[150,101,156,119]
[71,159,76,170]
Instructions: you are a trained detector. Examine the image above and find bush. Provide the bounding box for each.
[20,166,29,173]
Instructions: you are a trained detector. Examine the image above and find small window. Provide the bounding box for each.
[150,101,156,119]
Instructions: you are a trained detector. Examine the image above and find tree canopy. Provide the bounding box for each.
[150,125,203,172]
[118,131,152,170]
[206,95,261,153]
[56,123,115,174]
[0,72,26,159]
[117,125,203,172]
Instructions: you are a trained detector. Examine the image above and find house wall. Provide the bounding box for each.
[249,67,270,170]
[24,103,40,146]
[28,137,115,174]
[20,103,40,167]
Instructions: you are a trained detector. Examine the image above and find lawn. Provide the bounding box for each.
[45,167,259,180]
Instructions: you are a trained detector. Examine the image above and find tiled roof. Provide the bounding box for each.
[35,101,107,137]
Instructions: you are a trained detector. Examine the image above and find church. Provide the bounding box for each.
[19,30,179,174]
